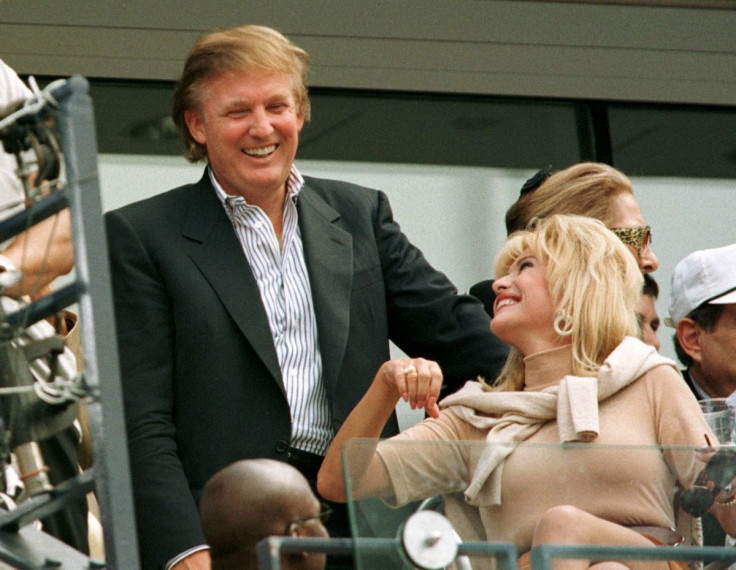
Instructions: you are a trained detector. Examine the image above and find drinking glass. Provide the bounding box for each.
[699,398,736,445]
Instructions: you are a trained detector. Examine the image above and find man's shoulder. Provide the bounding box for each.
[106,173,210,220]
[301,175,383,215]
[302,176,378,199]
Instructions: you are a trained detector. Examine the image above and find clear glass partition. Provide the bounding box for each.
[342,439,736,570]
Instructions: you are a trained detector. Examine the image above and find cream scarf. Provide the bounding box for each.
[439,336,677,507]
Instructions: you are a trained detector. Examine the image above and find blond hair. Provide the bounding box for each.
[488,214,642,391]
[505,162,634,234]
[172,25,311,162]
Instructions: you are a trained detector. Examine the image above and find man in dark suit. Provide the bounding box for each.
[105,25,508,570]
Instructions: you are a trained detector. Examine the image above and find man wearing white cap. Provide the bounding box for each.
[667,242,736,550]
[667,242,736,401]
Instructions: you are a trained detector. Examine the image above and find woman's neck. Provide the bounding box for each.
[522,344,574,390]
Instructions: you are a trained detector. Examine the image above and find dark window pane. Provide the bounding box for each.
[300,89,582,170]
[610,104,736,179]
[28,77,736,179]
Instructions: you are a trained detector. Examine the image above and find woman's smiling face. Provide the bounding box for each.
[491,250,566,355]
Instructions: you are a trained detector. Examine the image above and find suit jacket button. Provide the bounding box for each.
[275,440,288,454]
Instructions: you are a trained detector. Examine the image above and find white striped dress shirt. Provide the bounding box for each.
[210,167,332,455]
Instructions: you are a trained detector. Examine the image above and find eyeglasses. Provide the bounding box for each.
[609,225,652,257]
[286,502,332,537]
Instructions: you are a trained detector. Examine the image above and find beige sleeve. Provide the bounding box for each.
[645,364,711,487]
[376,410,483,506]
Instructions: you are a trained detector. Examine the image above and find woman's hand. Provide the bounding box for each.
[377,358,443,418]
[318,357,443,502]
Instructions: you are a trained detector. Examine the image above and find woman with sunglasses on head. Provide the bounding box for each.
[318,215,736,569]
[505,162,658,274]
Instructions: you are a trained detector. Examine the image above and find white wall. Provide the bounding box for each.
[97,155,736,428]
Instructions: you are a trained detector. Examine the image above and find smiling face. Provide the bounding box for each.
[184,69,304,204]
[491,250,566,356]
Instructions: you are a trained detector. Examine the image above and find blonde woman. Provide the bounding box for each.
[318,215,735,569]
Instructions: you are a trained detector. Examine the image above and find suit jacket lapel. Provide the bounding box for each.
[298,184,353,395]
[181,175,284,393]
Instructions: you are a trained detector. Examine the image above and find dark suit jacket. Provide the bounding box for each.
[105,171,508,568]
[468,278,496,317]
[682,369,703,401]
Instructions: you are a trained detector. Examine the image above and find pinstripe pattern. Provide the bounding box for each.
[210,167,332,455]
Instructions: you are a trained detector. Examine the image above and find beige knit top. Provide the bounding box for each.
[376,338,710,554]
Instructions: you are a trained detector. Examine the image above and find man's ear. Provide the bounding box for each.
[677,318,703,364]
[184,109,206,144]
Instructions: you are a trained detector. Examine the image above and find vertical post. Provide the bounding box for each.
[56,75,140,568]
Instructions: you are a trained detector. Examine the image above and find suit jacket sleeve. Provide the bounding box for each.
[105,209,205,569]
[372,190,508,393]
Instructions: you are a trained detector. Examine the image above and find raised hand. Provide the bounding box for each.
[378,358,443,418]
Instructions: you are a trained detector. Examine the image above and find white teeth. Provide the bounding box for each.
[243,145,276,156]
[496,299,517,308]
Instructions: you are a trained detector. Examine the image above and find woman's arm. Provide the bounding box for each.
[2,209,73,298]
[650,368,736,537]
[317,357,442,502]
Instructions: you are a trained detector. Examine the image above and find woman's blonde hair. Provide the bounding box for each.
[488,214,643,392]
[505,162,634,234]
[173,25,311,162]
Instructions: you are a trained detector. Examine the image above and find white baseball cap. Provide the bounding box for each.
[666,243,736,327]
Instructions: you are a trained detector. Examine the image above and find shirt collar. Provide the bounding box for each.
[686,369,710,400]
[209,164,305,208]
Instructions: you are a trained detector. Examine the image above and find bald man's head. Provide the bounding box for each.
[200,459,328,570]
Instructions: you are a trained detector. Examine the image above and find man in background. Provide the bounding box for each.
[667,243,736,401]
[667,242,736,549]
[200,459,329,570]
[638,273,661,351]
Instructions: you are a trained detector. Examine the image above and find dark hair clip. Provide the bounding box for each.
[519,165,553,197]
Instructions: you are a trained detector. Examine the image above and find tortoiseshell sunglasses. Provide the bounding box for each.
[609,225,651,257]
